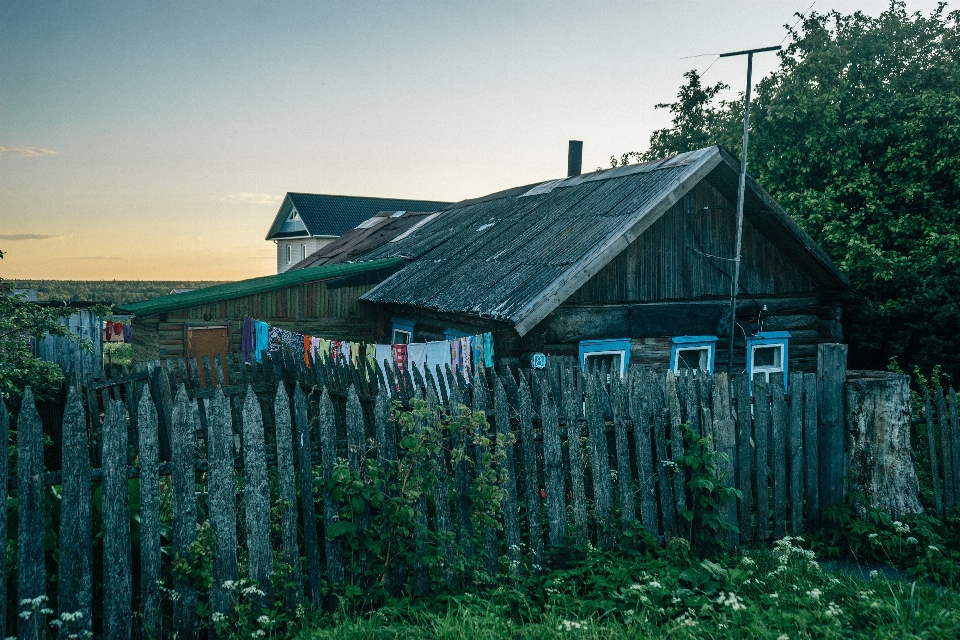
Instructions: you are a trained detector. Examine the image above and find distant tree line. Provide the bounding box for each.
[12,280,229,305]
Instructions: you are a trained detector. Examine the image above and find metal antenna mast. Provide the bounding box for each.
[720,44,780,375]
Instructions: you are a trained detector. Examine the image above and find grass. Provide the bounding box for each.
[293,538,960,640]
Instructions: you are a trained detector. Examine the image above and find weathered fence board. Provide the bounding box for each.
[754,380,771,541]
[58,388,92,635]
[610,374,635,531]
[771,382,788,539]
[818,343,848,509]
[925,390,944,517]
[296,384,324,606]
[788,372,805,536]
[208,387,239,621]
[171,386,199,638]
[563,367,590,547]
[734,373,753,544]
[138,386,162,639]
[540,378,566,547]
[18,388,46,640]
[102,399,132,640]
[937,387,954,510]
[518,373,544,569]
[494,371,523,576]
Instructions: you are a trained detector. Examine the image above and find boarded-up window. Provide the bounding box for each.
[186,326,230,386]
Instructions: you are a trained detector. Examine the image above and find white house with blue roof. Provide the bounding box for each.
[265,192,452,273]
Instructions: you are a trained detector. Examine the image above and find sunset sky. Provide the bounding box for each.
[0,0,941,280]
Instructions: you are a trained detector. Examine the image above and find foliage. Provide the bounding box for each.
[9,280,228,305]
[300,537,960,639]
[814,501,960,587]
[0,280,79,407]
[616,2,960,381]
[676,424,740,553]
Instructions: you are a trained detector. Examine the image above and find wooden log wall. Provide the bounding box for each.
[1,347,864,636]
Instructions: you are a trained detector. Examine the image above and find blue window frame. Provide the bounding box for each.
[579,339,631,376]
[671,336,718,374]
[746,331,790,390]
[391,318,415,344]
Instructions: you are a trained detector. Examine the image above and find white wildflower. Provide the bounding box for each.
[777,635,790,640]
[257,615,272,627]
[769,593,779,599]
[40,608,53,615]
[868,533,878,540]
[907,537,918,545]
[892,521,909,534]
[807,588,822,601]
[716,591,746,611]
[222,580,237,591]
[648,580,662,589]
[825,602,842,617]
[928,545,941,553]
[18,611,31,620]
[557,620,584,631]
[252,631,266,638]
[869,570,879,580]
[212,612,226,623]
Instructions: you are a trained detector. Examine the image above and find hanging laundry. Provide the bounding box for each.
[425,340,452,381]
[407,343,427,380]
[330,340,342,363]
[471,335,484,369]
[104,321,112,341]
[242,316,256,364]
[310,336,321,365]
[375,344,393,372]
[122,324,132,344]
[341,341,352,364]
[483,332,495,368]
[255,321,269,363]
[450,339,461,377]
[349,342,362,367]
[304,334,312,367]
[318,338,331,364]
[458,336,472,382]
[392,343,408,373]
[365,343,377,372]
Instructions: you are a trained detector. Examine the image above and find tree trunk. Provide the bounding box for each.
[846,372,923,517]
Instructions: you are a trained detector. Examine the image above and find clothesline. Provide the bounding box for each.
[240,316,493,383]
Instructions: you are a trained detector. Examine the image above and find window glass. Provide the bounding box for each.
[286,245,291,263]
[584,352,622,375]
[301,244,306,260]
[676,347,709,371]
[753,345,781,369]
[392,328,411,344]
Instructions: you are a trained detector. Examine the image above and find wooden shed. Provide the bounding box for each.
[117,258,403,364]
[355,146,857,380]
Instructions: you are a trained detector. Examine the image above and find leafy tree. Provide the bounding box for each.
[0,271,80,408]
[624,2,960,380]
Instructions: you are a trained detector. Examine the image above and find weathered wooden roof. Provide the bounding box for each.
[288,210,441,270]
[358,146,853,335]
[116,258,404,317]
[264,193,452,240]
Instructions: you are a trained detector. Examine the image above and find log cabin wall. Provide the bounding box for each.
[530,180,845,373]
[131,280,382,361]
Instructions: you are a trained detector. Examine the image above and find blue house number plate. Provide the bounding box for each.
[531,353,546,369]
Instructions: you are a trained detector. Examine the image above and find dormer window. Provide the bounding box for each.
[288,209,299,221]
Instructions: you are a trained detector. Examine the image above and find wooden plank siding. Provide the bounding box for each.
[132,280,383,361]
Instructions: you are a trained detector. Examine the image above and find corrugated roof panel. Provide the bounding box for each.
[267,194,452,239]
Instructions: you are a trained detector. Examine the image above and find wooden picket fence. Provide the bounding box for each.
[922,385,960,517]
[2,348,843,639]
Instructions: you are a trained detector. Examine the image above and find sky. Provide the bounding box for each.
[0,0,946,280]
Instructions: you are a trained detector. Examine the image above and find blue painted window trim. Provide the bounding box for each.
[670,335,718,374]
[391,317,416,343]
[746,331,790,391]
[443,329,470,340]
[579,339,631,375]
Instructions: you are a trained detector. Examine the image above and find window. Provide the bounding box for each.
[301,244,306,260]
[286,244,292,264]
[746,331,790,390]
[579,339,631,376]
[671,336,718,374]
[391,318,415,344]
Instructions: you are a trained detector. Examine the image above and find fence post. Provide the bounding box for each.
[0,399,7,639]
[208,387,240,621]
[665,372,687,538]
[771,382,788,539]
[103,400,132,640]
[345,384,370,573]
[493,371,523,578]
[518,372,545,569]
[242,384,274,606]
[649,370,676,537]
[318,388,345,594]
[472,369,499,577]
[937,387,955,510]
[17,387,46,640]
[924,390,944,517]
[137,385,162,639]
[802,373,820,528]
[172,385,198,637]
[733,374,753,544]
[610,374,636,532]
[754,380,772,540]
[712,373,738,549]
[563,367,590,547]
[818,343,848,511]
[295,385,324,607]
[788,372,804,536]
[628,369,658,536]
[58,387,92,635]
[948,388,960,506]
[540,376,566,547]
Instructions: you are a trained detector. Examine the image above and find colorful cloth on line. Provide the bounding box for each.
[392,343,408,373]
[471,335,483,369]
[254,321,269,363]
[375,344,393,372]
[483,332,494,368]
[242,316,256,364]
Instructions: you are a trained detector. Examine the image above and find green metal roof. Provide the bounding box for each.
[116,258,404,317]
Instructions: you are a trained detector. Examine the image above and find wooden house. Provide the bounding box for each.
[117,259,403,364]
[354,146,856,381]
